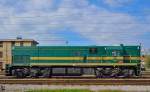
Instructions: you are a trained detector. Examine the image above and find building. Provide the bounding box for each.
[0,39,38,70]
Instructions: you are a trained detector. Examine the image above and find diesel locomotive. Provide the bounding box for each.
[6,44,142,78]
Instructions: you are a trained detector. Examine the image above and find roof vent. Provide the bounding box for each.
[16,36,22,40]
[120,44,124,47]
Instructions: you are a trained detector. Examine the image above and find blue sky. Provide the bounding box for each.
[0,0,150,48]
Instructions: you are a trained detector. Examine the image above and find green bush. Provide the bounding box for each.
[145,55,150,68]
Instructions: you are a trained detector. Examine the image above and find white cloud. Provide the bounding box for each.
[0,0,149,46]
[103,0,133,7]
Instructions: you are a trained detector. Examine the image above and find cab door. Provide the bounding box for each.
[13,55,30,66]
[88,48,98,63]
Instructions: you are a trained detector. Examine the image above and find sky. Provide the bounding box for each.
[0,0,150,48]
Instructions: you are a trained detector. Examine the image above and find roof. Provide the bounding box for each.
[0,39,38,44]
[105,46,123,50]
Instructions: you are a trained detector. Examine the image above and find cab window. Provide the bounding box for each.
[89,48,98,54]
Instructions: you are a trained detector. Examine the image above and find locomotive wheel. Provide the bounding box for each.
[11,69,16,76]
[23,68,30,76]
[128,69,135,77]
[95,68,103,78]
[103,68,112,78]
[17,72,24,78]
[121,69,134,78]
[110,68,120,78]
[15,69,25,78]
[30,68,39,78]
[121,69,130,78]
[42,68,51,78]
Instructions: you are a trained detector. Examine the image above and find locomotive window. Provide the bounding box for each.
[89,48,98,54]
[74,51,81,56]
[0,42,3,47]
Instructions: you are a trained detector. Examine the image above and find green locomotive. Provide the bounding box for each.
[6,44,141,78]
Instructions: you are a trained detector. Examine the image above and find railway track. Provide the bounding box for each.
[0,78,150,85]
[0,70,149,85]
[1,75,150,79]
[0,71,149,79]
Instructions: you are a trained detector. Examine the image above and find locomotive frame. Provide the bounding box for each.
[6,44,142,78]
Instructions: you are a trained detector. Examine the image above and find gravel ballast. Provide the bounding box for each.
[0,84,150,92]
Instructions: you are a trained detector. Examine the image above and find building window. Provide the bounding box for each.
[0,52,3,58]
[89,48,98,54]
[0,42,3,47]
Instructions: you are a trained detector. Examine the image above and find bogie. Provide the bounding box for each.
[94,67,136,78]
[7,45,141,78]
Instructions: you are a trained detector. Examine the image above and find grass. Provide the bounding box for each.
[98,90,125,92]
[26,89,92,92]
[26,89,125,92]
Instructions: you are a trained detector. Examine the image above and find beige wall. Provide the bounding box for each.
[0,42,12,69]
[3,42,12,65]
[0,47,3,64]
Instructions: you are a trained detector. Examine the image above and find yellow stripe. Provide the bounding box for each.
[87,57,102,60]
[30,63,138,66]
[87,57,124,60]
[124,56,140,60]
[30,56,140,61]
[31,57,83,60]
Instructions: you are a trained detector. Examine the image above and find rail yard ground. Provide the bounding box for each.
[0,69,150,85]
[0,70,149,92]
[0,70,149,84]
